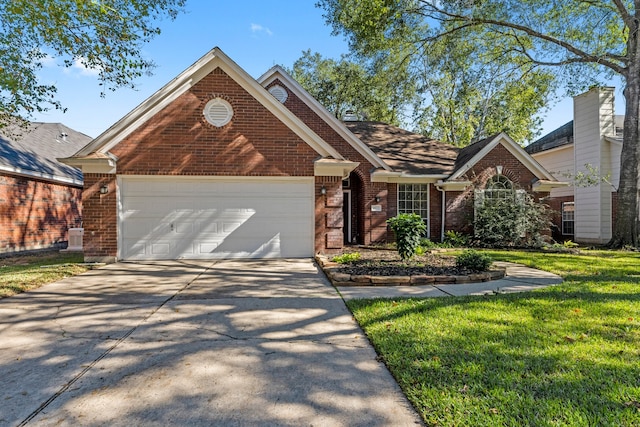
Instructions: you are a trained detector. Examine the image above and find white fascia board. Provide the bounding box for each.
[58,155,117,174]
[435,180,472,191]
[259,66,391,170]
[76,48,343,160]
[314,158,360,178]
[371,170,448,183]
[449,133,556,181]
[604,135,623,146]
[529,143,574,158]
[532,179,571,192]
[0,165,83,187]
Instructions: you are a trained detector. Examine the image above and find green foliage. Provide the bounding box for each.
[331,252,361,264]
[473,190,552,248]
[289,49,417,125]
[419,238,437,250]
[347,250,640,426]
[443,230,469,247]
[387,213,426,260]
[0,0,185,128]
[455,249,492,271]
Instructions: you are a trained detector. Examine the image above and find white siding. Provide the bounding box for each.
[532,145,574,198]
[573,87,615,243]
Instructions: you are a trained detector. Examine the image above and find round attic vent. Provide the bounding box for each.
[203,98,233,127]
[268,85,288,103]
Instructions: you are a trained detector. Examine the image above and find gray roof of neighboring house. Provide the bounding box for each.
[343,121,460,175]
[525,121,574,155]
[0,122,92,185]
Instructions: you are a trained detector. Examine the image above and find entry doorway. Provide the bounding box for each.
[343,190,352,244]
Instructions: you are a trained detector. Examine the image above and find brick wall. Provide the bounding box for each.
[446,143,542,237]
[0,173,82,253]
[81,174,117,262]
[272,80,384,246]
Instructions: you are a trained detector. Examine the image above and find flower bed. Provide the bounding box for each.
[316,249,505,287]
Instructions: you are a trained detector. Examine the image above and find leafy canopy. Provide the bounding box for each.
[0,0,185,128]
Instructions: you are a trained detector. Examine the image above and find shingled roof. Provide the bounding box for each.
[0,122,92,185]
[525,121,573,155]
[343,121,459,175]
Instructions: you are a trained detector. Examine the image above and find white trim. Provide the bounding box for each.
[59,154,117,174]
[0,164,83,187]
[314,158,359,178]
[448,133,557,182]
[435,180,471,191]
[258,66,390,171]
[372,170,448,183]
[74,48,343,160]
[532,179,571,192]
[396,183,430,238]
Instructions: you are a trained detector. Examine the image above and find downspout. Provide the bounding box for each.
[436,184,446,242]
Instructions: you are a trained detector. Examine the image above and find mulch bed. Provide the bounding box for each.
[332,248,476,276]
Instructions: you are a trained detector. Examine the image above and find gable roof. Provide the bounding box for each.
[258,66,390,170]
[0,122,91,185]
[448,132,556,181]
[343,121,458,175]
[66,47,344,165]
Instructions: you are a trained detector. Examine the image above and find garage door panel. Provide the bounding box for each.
[119,177,313,260]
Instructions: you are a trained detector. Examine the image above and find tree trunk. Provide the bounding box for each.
[610,18,640,248]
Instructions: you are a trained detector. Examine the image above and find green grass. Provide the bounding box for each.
[347,249,640,426]
[0,251,90,298]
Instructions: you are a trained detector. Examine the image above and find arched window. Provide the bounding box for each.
[485,175,514,200]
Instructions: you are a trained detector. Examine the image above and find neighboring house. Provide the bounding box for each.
[61,47,565,262]
[0,122,91,253]
[526,87,622,244]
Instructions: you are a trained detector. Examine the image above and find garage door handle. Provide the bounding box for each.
[170,223,174,231]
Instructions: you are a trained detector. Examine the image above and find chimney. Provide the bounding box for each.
[573,86,615,243]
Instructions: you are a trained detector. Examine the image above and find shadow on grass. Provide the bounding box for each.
[347,286,640,426]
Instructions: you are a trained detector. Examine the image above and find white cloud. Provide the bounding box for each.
[71,57,101,77]
[250,23,273,36]
[40,53,57,67]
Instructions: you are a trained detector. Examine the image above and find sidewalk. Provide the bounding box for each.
[336,262,563,300]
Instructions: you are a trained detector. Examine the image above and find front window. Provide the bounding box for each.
[398,184,429,220]
[485,175,514,201]
[562,202,575,235]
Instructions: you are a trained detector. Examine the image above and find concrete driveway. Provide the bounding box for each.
[0,259,421,426]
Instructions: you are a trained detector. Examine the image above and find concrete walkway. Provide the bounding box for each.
[0,259,422,427]
[336,261,563,300]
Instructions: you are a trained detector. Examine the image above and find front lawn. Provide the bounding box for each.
[347,249,640,426]
[0,251,90,298]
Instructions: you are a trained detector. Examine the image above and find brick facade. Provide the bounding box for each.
[0,173,82,253]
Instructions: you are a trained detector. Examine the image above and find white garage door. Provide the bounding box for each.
[119,176,314,260]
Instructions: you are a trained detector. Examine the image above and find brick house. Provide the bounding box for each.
[526,87,621,244]
[0,122,91,253]
[61,47,565,262]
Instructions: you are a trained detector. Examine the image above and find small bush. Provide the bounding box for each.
[387,213,427,260]
[444,230,469,247]
[419,238,437,249]
[332,252,361,264]
[456,250,493,271]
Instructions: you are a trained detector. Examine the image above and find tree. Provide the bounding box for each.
[318,0,640,248]
[289,49,417,124]
[0,0,185,129]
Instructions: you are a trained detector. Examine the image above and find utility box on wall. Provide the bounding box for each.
[67,228,84,251]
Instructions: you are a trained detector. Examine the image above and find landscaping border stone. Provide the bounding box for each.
[315,254,506,287]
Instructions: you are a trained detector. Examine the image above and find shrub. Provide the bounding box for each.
[387,213,427,260]
[473,189,552,248]
[456,250,493,271]
[332,252,361,264]
[443,230,469,247]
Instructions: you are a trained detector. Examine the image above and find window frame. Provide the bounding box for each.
[561,201,575,235]
[397,183,430,237]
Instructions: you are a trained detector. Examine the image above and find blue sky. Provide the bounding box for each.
[33,0,623,141]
